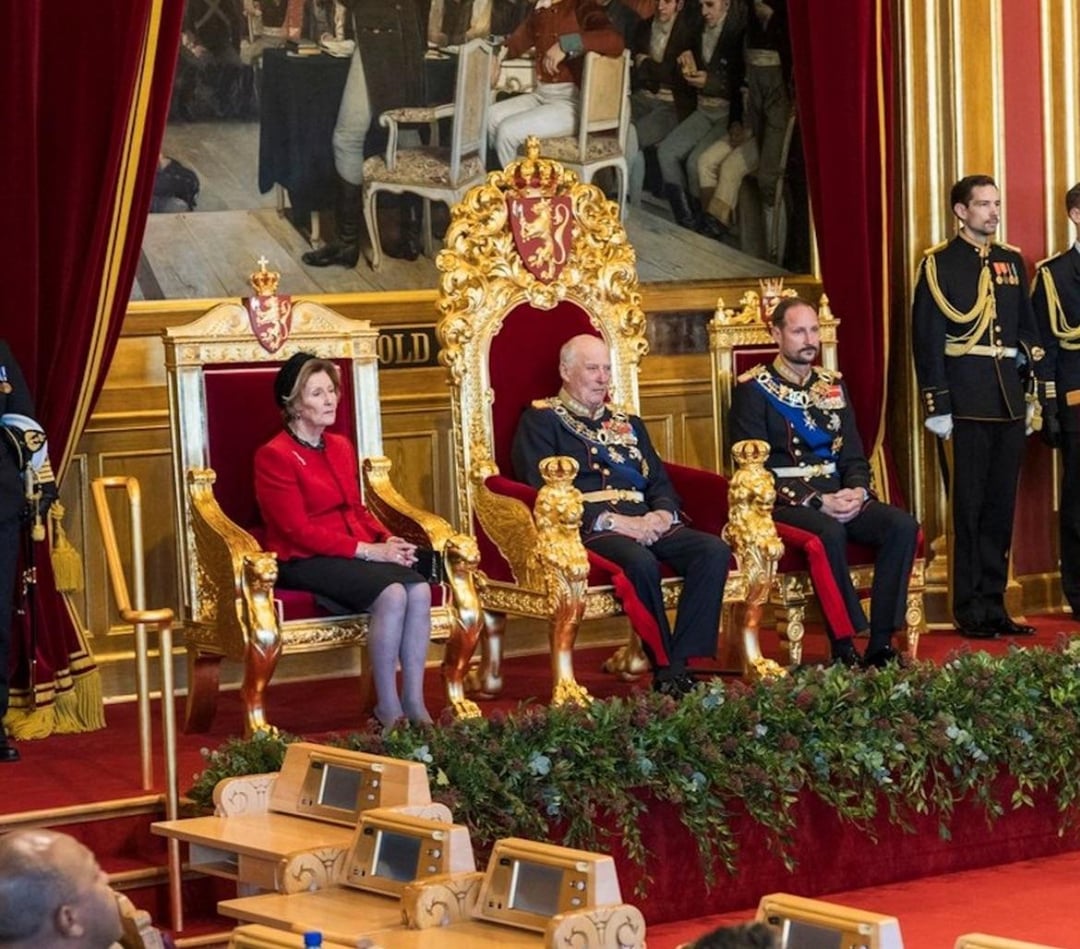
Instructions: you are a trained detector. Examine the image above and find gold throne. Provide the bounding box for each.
[709,284,926,665]
[162,267,483,734]
[434,139,785,706]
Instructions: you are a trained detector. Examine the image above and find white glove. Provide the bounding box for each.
[1025,399,1036,436]
[925,414,953,440]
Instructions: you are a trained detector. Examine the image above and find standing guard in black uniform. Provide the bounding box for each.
[912,174,1051,639]
[0,340,53,763]
[729,297,919,668]
[1031,182,1080,618]
[511,334,731,696]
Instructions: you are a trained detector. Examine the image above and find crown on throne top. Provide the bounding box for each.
[249,256,281,297]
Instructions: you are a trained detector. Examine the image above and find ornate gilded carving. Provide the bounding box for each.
[400,872,484,929]
[441,534,484,719]
[545,903,648,949]
[532,457,591,706]
[723,440,785,680]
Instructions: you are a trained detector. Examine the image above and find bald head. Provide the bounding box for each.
[0,830,122,948]
[559,335,611,413]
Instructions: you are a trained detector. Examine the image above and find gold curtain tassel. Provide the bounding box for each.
[48,503,84,593]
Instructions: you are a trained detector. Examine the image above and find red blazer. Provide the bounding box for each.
[254,430,388,561]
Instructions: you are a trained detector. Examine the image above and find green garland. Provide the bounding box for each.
[189,640,1080,891]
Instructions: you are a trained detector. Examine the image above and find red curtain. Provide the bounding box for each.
[0,1,184,736]
[788,0,894,479]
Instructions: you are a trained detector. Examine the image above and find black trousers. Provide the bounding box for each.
[0,517,18,723]
[1060,431,1080,616]
[950,418,1026,628]
[586,525,730,666]
[773,500,919,643]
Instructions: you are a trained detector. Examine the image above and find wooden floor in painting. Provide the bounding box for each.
[137,121,785,301]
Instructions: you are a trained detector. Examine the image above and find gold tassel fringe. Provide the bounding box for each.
[48,502,84,593]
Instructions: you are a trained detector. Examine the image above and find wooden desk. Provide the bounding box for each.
[152,814,355,894]
[220,887,406,942]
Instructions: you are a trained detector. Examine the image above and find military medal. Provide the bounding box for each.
[993,262,1004,285]
[0,366,9,394]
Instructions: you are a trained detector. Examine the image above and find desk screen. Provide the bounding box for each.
[782,920,847,949]
[373,831,424,883]
[508,860,564,917]
[318,763,363,813]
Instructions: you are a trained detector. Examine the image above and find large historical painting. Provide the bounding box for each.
[134,0,809,301]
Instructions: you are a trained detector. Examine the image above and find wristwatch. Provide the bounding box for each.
[597,512,616,531]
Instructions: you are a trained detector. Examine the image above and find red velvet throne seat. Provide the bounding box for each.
[434,138,785,706]
[162,283,482,734]
[709,285,926,665]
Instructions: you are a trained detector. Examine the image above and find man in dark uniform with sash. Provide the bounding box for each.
[512,334,731,696]
[912,174,1048,639]
[1031,182,1080,618]
[729,297,919,667]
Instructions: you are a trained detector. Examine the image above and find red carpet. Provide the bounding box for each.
[3,614,1079,946]
[646,850,1080,949]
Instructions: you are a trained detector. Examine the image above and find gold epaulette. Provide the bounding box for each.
[531,396,559,409]
[996,239,1023,254]
[737,363,766,384]
[814,366,843,383]
[921,239,949,257]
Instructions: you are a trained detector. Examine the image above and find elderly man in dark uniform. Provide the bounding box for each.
[511,334,730,696]
[1031,182,1080,618]
[729,298,919,667]
[302,0,431,268]
[912,174,1049,639]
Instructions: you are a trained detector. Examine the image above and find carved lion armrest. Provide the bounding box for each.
[400,870,485,928]
[187,467,279,658]
[212,772,279,816]
[544,903,648,949]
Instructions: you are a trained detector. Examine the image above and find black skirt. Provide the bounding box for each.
[277,555,427,613]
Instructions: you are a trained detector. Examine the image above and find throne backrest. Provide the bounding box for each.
[162,296,382,620]
[709,288,839,475]
[436,141,648,537]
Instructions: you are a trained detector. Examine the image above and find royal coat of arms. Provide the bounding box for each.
[508,194,574,282]
[243,257,293,353]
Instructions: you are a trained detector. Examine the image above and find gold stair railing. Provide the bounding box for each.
[91,476,183,931]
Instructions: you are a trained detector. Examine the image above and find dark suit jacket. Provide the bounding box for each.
[344,0,430,115]
[511,401,680,533]
[693,1,747,125]
[630,9,696,120]
[1033,248,1080,432]
[912,235,1042,422]
[728,363,871,508]
[0,341,37,524]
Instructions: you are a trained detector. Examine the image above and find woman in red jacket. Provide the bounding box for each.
[254,353,432,728]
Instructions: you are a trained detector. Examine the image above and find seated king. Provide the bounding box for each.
[729,296,919,668]
[511,333,731,696]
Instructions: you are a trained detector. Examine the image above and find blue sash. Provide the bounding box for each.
[752,378,835,461]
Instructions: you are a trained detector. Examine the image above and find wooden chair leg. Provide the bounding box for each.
[184,649,222,734]
[363,186,383,270]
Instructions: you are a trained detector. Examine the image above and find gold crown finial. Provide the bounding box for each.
[524,136,541,161]
[250,256,280,296]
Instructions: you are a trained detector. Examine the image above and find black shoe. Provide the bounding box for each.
[862,644,904,669]
[987,617,1036,637]
[957,624,998,640]
[831,644,861,668]
[652,672,696,697]
[696,212,729,242]
[302,240,361,268]
[0,741,19,763]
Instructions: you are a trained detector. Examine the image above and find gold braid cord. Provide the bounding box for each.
[723,440,785,680]
[924,252,996,356]
[1039,267,1080,350]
